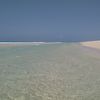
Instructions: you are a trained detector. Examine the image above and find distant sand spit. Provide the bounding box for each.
[81,41,100,49]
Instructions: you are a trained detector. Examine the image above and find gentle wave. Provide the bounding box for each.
[0,42,63,45]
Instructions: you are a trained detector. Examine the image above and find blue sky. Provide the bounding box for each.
[0,0,100,41]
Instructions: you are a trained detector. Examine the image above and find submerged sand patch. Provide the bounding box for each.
[81,41,100,49]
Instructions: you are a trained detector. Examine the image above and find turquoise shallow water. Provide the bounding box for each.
[0,43,100,100]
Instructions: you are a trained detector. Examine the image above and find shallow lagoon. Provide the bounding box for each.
[0,43,100,100]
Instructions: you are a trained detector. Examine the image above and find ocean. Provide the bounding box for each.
[0,42,100,100]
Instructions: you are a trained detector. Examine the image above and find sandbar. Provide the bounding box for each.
[81,41,100,49]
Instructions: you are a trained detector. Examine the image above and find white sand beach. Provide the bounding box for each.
[81,41,100,49]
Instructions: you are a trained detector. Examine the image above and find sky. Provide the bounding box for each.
[0,0,100,42]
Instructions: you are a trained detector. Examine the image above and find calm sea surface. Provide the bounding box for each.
[0,43,100,100]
